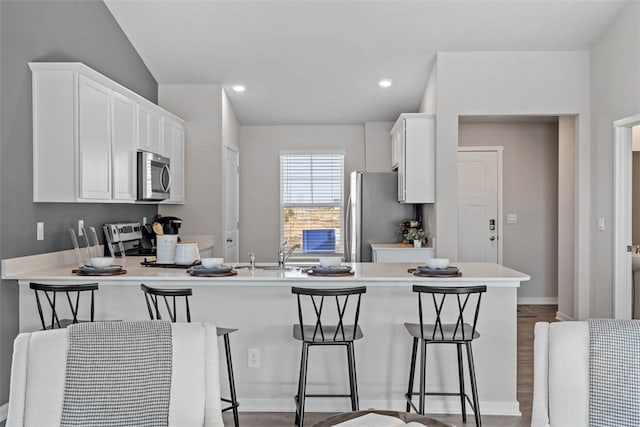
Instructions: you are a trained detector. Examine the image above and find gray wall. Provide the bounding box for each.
[0,0,159,402]
[239,125,365,262]
[590,1,640,317]
[459,121,559,301]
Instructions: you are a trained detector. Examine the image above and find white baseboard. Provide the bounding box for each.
[555,311,574,321]
[517,297,558,305]
[0,402,8,421]
[237,398,521,416]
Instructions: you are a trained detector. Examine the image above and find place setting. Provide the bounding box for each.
[72,257,126,276]
[409,258,462,278]
[305,257,354,276]
[187,257,238,277]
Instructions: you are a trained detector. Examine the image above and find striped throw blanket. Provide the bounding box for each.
[589,319,640,427]
[60,321,173,427]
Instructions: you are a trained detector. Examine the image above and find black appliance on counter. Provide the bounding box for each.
[155,215,182,235]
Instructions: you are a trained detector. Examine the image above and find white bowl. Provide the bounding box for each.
[201,257,224,268]
[318,257,342,268]
[426,258,450,269]
[90,257,114,268]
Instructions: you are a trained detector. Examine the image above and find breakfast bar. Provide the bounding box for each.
[4,256,529,416]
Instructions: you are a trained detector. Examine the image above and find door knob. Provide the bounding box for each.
[489,236,496,241]
[226,238,233,243]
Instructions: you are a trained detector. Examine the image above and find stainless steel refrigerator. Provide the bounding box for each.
[345,172,415,262]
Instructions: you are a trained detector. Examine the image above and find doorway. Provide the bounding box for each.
[458,116,571,313]
[613,114,640,319]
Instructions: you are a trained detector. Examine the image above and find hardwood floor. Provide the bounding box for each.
[222,305,558,427]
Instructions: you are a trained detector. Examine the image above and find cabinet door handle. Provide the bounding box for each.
[489,236,496,241]
[226,238,233,243]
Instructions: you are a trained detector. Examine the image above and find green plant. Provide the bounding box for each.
[405,228,425,242]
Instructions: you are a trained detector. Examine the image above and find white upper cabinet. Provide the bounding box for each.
[161,118,185,204]
[30,62,185,203]
[78,75,112,200]
[390,113,435,203]
[111,92,137,201]
[138,105,163,155]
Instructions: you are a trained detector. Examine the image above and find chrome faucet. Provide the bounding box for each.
[248,252,256,270]
[278,241,301,269]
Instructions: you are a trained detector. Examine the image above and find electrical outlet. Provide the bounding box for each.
[78,220,84,236]
[36,222,44,241]
[248,348,261,368]
[597,217,605,231]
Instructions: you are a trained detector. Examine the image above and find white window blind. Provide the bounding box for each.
[280,152,344,254]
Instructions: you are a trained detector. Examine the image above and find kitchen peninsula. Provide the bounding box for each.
[4,256,529,416]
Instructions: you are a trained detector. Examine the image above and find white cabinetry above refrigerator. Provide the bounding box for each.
[30,62,185,203]
[390,113,435,203]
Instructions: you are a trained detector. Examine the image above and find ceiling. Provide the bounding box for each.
[105,0,627,126]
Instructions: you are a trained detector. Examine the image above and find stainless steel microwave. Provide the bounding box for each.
[137,151,171,201]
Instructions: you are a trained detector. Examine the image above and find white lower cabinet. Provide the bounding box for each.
[371,244,435,263]
[30,62,185,203]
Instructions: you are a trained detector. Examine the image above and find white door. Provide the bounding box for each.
[224,145,239,262]
[458,150,500,262]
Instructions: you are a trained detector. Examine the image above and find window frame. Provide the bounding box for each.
[279,149,345,256]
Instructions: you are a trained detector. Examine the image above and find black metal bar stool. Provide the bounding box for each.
[29,282,98,329]
[140,284,240,427]
[404,284,487,427]
[291,286,366,427]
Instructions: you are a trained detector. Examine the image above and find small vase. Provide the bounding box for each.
[413,240,422,248]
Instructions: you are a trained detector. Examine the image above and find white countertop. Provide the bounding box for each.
[3,256,530,287]
[370,243,434,250]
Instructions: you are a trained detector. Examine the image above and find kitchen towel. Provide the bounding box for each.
[60,320,173,427]
[588,318,640,427]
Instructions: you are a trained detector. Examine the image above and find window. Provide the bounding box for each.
[280,151,344,255]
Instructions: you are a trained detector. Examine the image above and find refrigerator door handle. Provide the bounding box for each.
[344,196,352,262]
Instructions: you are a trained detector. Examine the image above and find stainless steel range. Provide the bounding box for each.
[103,222,155,257]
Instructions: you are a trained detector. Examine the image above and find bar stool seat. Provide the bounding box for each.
[29,282,98,330]
[293,325,363,342]
[403,323,480,342]
[140,284,240,427]
[292,286,366,427]
[403,284,487,427]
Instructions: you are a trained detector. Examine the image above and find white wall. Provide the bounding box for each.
[428,51,591,317]
[590,2,640,317]
[158,84,225,255]
[459,121,559,302]
[558,116,576,319]
[239,126,365,262]
[364,121,393,172]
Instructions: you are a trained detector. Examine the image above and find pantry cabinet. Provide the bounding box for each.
[390,113,435,203]
[30,62,185,203]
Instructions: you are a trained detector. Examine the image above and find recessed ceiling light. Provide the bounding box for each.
[378,79,393,88]
[232,85,246,93]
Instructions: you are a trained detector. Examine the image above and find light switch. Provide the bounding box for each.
[597,217,605,231]
[507,214,518,224]
[36,222,44,241]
